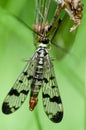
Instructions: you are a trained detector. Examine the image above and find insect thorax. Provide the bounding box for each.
[34,23,50,47]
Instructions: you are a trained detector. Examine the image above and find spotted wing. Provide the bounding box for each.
[2,51,38,114]
[42,54,63,123]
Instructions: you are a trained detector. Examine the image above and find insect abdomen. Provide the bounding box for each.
[29,46,47,110]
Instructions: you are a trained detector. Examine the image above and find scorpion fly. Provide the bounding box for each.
[2,0,64,123]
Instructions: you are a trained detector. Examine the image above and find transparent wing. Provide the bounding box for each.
[2,51,38,114]
[42,54,63,123]
[33,0,57,46]
[33,0,62,47]
[35,0,52,24]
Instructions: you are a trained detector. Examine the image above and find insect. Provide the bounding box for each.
[2,0,83,123]
[2,0,63,123]
[2,42,63,123]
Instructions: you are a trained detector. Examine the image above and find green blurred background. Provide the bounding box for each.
[0,0,85,130]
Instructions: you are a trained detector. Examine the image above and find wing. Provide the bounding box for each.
[42,54,63,123]
[2,51,38,114]
[33,0,58,46]
[33,0,52,46]
[35,0,53,24]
